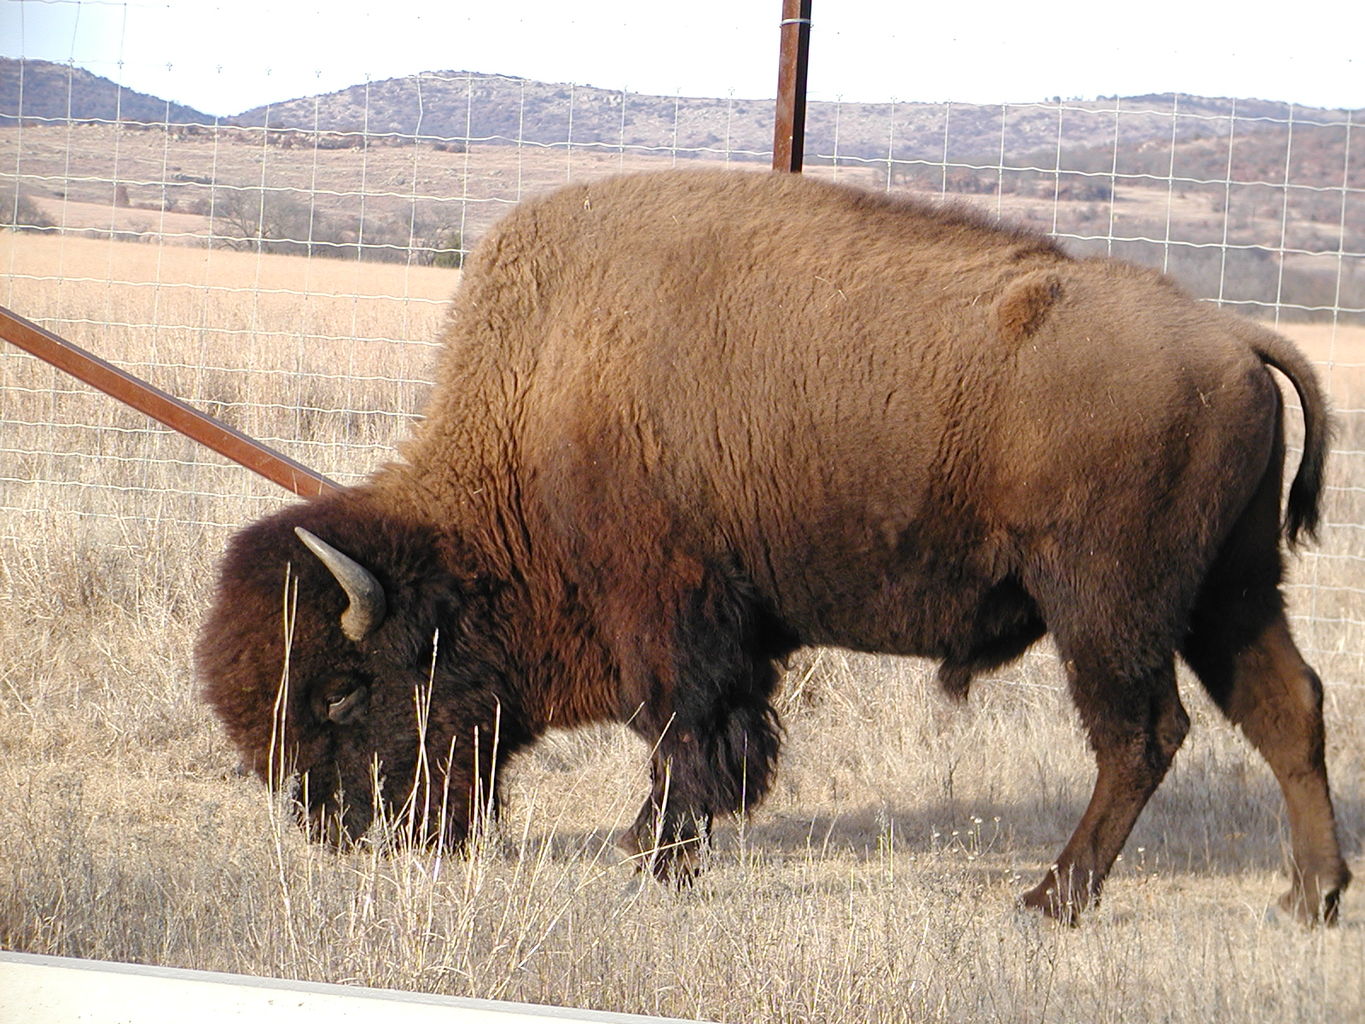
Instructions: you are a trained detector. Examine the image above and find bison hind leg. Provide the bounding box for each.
[1183,586,1351,923]
[1022,648,1189,923]
[1179,432,1350,925]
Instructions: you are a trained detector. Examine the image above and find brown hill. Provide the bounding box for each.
[0,57,212,126]
[235,71,1357,166]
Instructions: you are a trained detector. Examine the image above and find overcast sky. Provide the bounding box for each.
[3,0,1361,116]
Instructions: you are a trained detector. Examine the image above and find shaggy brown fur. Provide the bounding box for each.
[198,169,1349,923]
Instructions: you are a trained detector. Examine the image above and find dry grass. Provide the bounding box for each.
[2,231,1364,1022]
[7,126,755,255]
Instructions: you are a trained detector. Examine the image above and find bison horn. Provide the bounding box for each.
[294,527,387,642]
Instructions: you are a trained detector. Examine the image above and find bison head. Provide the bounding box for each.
[196,497,523,849]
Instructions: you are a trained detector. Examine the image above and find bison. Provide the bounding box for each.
[198,168,1350,923]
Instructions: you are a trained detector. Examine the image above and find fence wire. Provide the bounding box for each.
[1,52,1362,684]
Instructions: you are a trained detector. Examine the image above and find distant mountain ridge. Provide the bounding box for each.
[4,56,1360,166]
[231,72,1353,165]
[0,57,212,126]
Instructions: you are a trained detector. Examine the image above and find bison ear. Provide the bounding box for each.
[294,527,388,642]
[994,271,1062,344]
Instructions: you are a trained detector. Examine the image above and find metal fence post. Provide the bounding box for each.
[772,0,812,172]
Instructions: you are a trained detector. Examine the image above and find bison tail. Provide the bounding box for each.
[1242,322,1332,546]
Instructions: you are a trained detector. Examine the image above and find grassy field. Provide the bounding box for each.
[2,230,1364,1022]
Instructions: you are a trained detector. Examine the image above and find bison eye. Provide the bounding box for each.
[310,676,370,725]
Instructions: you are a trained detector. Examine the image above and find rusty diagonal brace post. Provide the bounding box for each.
[0,304,339,499]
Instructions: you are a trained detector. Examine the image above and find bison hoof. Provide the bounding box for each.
[1278,883,1345,926]
[1019,880,1085,926]
[614,828,703,886]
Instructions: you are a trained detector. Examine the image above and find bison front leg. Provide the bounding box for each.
[1023,656,1189,923]
[614,561,790,881]
[619,745,713,882]
[621,697,783,883]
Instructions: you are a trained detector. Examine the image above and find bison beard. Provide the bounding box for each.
[197,168,1350,925]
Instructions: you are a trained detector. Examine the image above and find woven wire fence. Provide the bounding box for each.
[1,59,1362,683]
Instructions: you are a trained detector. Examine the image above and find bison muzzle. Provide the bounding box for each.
[198,169,1351,924]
